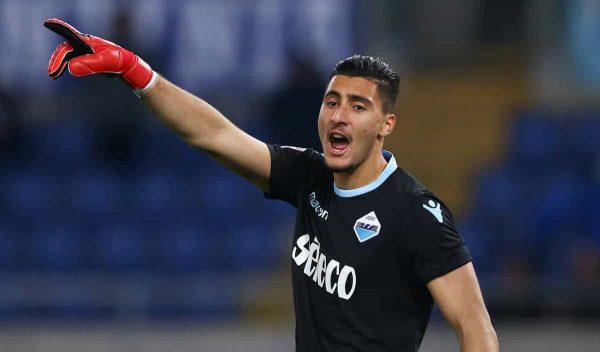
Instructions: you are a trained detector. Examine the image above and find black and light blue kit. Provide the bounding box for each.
[265,144,472,352]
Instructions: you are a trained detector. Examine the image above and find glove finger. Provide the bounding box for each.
[68,50,120,77]
[48,41,74,79]
[44,18,94,56]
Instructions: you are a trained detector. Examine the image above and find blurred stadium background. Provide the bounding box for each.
[1,0,599,350]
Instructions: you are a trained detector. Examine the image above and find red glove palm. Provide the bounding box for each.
[45,18,157,96]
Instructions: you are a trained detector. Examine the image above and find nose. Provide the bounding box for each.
[331,105,348,124]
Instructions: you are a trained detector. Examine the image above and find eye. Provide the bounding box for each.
[353,104,366,111]
[326,101,338,108]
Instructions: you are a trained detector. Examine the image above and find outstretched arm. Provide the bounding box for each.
[45,18,271,191]
[427,263,499,352]
[141,76,271,191]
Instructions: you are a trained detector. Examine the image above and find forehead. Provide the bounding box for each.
[325,75,381,103]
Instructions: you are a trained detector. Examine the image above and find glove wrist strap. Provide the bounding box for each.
[133,70,158,97]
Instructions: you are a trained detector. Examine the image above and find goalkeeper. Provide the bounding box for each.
[45,18,498,352]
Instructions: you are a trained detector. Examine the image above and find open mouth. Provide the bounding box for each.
[328,132,350,155]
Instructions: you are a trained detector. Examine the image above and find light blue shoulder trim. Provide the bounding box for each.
[334,150,397,198]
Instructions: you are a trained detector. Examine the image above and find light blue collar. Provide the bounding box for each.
[334,150,397,198]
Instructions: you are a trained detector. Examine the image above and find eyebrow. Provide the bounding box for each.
[324,90,374,107]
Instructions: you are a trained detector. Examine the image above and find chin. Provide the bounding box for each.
[324,157,355,173]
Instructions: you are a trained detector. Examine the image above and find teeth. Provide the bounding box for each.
[332,133,344,139]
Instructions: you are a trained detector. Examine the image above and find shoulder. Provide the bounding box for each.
[386,168,454,229]
[269,144,325,165]
[387,167,441,208]
[265,144,330,205]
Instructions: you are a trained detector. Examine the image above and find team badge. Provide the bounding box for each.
[353,211,381,242]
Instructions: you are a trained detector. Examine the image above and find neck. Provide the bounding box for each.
[333,149,388,190]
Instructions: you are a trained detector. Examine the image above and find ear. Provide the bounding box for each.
[378,113,396,137]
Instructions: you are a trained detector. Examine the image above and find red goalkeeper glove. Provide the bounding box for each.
[45,18,158,96]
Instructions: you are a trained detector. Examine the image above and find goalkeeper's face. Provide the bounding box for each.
[318,75,393,174]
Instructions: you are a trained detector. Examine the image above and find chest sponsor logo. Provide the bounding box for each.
[423,200,443,223]
[291,234,357,300]
[353,211,381,242]
[309,191,328,220]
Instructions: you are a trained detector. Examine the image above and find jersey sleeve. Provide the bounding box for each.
[403,194,472,285]
[264,144,325,207]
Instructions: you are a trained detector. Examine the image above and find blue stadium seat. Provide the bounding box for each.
[196,168,256,215]
[29,224,83,272]
[2,168,62,221]
[132,171,186,216]
[153,223,216,273]
[472,167,527,223]
[263,198,296,221]
[509,113,563,172]
[470,166,542,269]
[552,183,600,282]
[0,223,20,271]
[563,116,600,177]
[469,110,600,283]
[28,118,95,168]
[141,120,210,170]
[67,169,125,220]
[584,185,600,243]
[529,175,587,276]
[533,174,589,280]
[457,220,495,275]
[227,220,281,272]
[0,287,22,320]
[94,224,146,272]
[144,278,240,320]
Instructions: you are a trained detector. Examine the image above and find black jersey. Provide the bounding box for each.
[264,145,472,352]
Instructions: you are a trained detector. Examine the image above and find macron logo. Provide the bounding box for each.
[309,192,328,220]
[423,200,443,223]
